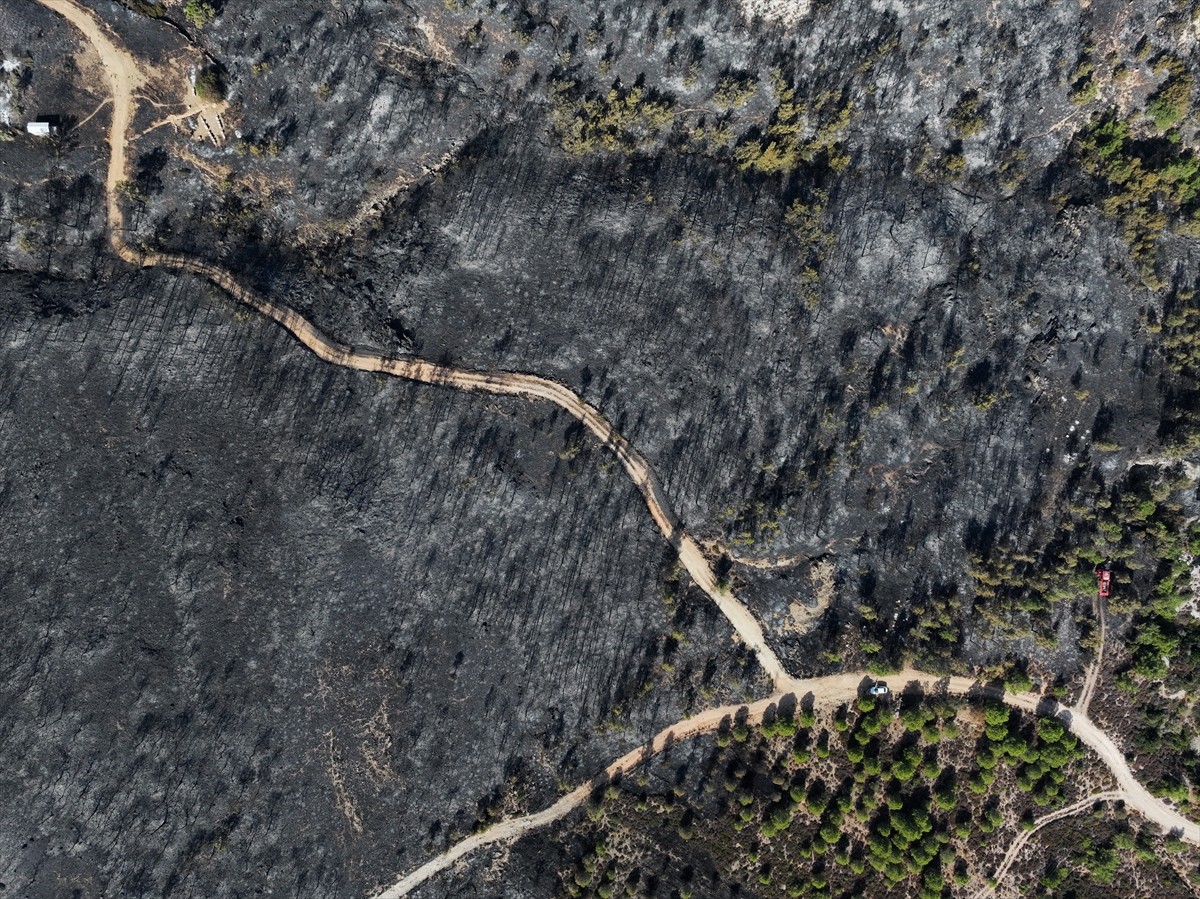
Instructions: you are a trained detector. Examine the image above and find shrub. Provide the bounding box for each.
[1146,72,1194,132]
[195,67,226,103]
[712,72,758,110]
[550,80,675,156]
[184,0,216,28]
[948,91,985,138]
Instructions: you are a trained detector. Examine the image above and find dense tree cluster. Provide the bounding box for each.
[555,693,1123,898]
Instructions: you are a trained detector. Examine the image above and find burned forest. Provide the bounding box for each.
[2,0,1200,896]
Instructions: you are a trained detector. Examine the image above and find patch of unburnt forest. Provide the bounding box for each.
[960,341,1200,814]
[1017,811,1197,899]
[527,690,1192,899]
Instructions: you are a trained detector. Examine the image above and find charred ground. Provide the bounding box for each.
[2,0,1200,895]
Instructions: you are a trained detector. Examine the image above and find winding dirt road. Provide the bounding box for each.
[33,3,1200,897]
[136,252,793,687]
[372,669,1199,899]
[36,0,795,693]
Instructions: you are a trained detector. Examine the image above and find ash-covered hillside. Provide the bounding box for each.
[2,0,1200,895]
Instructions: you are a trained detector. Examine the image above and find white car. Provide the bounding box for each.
[867,682,890,697]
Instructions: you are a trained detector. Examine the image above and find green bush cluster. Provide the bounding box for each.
[1069,56,1099,106]
[1072,837,1120,885]
[732,75,852,175]
[1072,106,1200,274]
[721,696,967,896]
[968,707,1082,809]
[126,0,166,17]
[948,91,985,138]
[968,459,1200,667]
[1146,58,1195,132]
[562,692,1117,899]
[184,0,216,28]
[907,588,966,669]
[968,545,1090,641]
[115,179,147,204]
[195,68,226,103]
[1155,288,1200,381]
[784,190,833,308]
[565,839,620,896]
[711,72,758,110]
[550,79,675,156]
[1125,523,1198,681]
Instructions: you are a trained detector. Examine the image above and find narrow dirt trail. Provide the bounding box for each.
[35,5,1200,897]
[35,0,145,260]
[1077,594,1106,715]
[973,790,1126,899]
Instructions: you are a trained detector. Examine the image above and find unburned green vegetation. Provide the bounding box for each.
[1146,57,1195,133]
[194,67,226,103]
[550,691,1133,899]
[970,465,1200,675]
[1069,56,1200,280]
[968,460,1200,807]
[711,71,758,111]
[550,79,676,156]
[184,0,217,28]
[948,91,985,139]
[732,75,852,176]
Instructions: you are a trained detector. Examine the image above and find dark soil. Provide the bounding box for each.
[2,0,1200,895]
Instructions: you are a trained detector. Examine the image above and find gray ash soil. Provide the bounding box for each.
[2,0,1200,895]
[0,270,760,898]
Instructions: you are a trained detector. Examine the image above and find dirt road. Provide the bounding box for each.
[140,258,796,686]
[371,669,1199,898]
[35,0,144,261]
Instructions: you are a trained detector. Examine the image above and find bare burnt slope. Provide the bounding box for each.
[3,0,1200,895]
[0,270,758,898]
